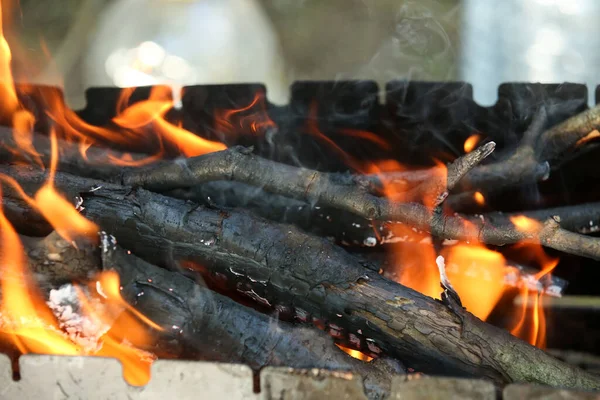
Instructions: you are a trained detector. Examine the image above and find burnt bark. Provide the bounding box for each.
[457,106,550,192]
[168,181,386,247]
[101,239,403,399]
[482,202,600,235]
[21,232,99,288]
[118,147,600,260]
[539,103,600,162]
[77,185,600,389]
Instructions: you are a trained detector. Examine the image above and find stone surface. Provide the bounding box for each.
[0,355,598,399]
[390,376,496,400]
[503,384,600,400]
[260,367,367,400]
[0,355,255,399]
[135,360,255,400]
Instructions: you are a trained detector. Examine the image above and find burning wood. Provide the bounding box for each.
[100,234,403,399]
[2,2,600,394]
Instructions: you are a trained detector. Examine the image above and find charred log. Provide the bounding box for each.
[168,181,386,247]
[119,147,600,260]
[76,185,600,389]
[20,231,100,290]
[101,238,403,399]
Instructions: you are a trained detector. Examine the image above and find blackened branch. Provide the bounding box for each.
[120,146,600,260]
[101,239,402,399]
[457,106,550,192]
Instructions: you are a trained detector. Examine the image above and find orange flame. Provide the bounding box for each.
[474,191,485,206]
[0,192,158,385]
[335,344,373,362]
[464,134,481,153]
[0,188,79,355]
[337,128,391,150]
[306,101,367,173]
[214,92,276,136]
[442,244,507,320]
[510,215,542,234]
[508,243,558,348]
[113,92,226,158]
[0,2,18,118]
[367,159,445,299]
[12,109,43,167]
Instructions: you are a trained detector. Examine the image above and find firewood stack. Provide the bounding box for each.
[1,82,600,399]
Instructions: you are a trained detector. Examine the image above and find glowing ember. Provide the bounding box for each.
[474,191,485,206]
[463,134,482,153]
[336,344,373,362]
[510,215,542,234]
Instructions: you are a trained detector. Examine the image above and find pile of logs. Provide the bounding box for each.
[3,95,600,399]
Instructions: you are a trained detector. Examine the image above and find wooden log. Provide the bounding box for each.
[75,184,600,389]
[101,238,403,399]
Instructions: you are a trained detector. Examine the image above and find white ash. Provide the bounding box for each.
[99,232,118,253]
[436,255,456,293]
[442,239,458,246]
[74,196,85,212]
[363,237,377,247]
[47,284,111,353]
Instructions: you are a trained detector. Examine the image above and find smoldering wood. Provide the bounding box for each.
[0,129,383,246]
[118,147,600,260]
[482,202,600,235]
[21,232,100,289]
[6,163,600,259]
[0,127,126,181]
[167,181,387,247]
[456,106,550,192]
[539,103,600,162]
[101,239,403,400]
[399,141,496,206]
[75,185,600,389]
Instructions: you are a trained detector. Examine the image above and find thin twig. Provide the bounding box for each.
[457,107,550,192]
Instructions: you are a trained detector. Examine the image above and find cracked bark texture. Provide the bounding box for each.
[102,242,403,400]
[79,186,600,389]
[119,147,600,260]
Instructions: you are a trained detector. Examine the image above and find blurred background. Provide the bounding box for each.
[4,0,598,107]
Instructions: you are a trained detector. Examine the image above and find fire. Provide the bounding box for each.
[508,243,558,348]
[33,130,99,243]
[464,134,481,153]
[0,2,17,118]
[306,101,372,173]
[365,153,554,345]
[0,188,158,385]
[510,215,542,234]
[214,91,276,136]
[442,244,507,320]
[473,191,485,206]
[335,344,373,362]
[337,128,391,150]
[0,188,79,355]
[12,109,42,167]
[112,91,227,157]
